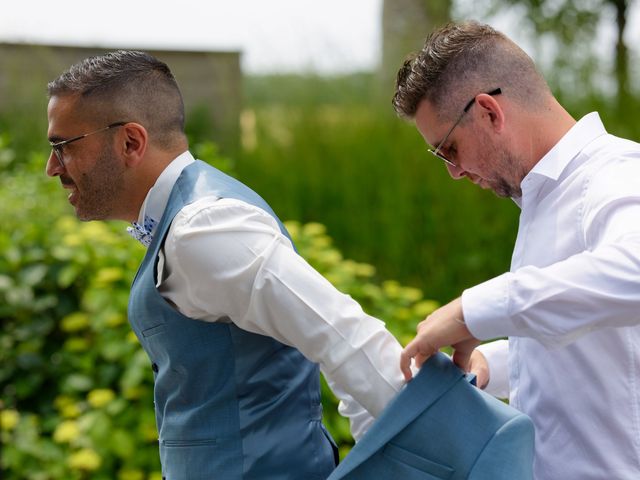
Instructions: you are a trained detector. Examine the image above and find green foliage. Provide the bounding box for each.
[0,136,437,475]
[238,93,520,302]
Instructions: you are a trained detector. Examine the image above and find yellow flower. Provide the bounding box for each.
[68,448,102,471]
[127,331,140,344]
[283,221,301,239]
[310,235,331,248]
[413,300,440,317]
[95,267,123,284]
[55,395,74,410]
[53,420,80,443]
[401,287,423,303]
[80,222,110,241]
[105,313,125,327]
[382,280,401,298]
[61,403,82,419]
[61,312,90,332]
[302,222,326,237]
[318,250,342,265]
[63,233,83,247]
[87,389,115,408]
[56,216,79,232]
[141,423,159,442]
[118,469,144,480]
[354,263,376,277]
[0,409,19,431]
[64,338,90,352]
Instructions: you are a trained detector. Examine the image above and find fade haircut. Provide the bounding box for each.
[48,50,186,149]
[392,21,551,121]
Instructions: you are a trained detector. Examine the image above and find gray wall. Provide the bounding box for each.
[0,43,241,154]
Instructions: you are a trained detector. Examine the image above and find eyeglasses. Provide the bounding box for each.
[49,121,128,167]
[428,88,502,167]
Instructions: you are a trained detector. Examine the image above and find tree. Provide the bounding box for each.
[474,0,636,110]
[379,0,452,96]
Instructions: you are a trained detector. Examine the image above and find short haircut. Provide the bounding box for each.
[48,50,186,148]
[392,21,551,120]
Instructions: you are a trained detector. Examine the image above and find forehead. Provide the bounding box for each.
[47,94,86,138]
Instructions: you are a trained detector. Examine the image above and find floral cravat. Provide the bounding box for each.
[126,215,157,247]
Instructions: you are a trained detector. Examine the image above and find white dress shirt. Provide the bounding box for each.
[464,113,640,479]
[133,152,405,440]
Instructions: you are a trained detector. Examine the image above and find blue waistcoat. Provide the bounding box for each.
[128,160,337,480]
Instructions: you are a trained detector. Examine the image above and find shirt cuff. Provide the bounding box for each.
[476,339,510,399]
[462,272,513,340]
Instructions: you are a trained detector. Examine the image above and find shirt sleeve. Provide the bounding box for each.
[476,339,509,399]
[463,157,640,347]
[159,197,404,434]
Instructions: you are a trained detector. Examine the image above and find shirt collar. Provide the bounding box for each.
[528,112,607,181]
[127,151,194,247]
[514,112,607,208]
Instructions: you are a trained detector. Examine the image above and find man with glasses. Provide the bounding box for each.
[46,50,410,479]
[394,21,640,479]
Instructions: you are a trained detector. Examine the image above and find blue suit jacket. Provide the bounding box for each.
[328,353,534,480]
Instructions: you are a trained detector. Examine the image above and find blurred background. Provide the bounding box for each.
[1,0,639,478]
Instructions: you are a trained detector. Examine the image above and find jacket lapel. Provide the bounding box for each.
[329,353,464,479]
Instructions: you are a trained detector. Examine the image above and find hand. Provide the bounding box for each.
[400,297,480,381]
[468,349,490,390]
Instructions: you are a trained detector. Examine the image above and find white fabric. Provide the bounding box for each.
[133,153,404,440]
[475,339,509,399]
[462,113,640,479]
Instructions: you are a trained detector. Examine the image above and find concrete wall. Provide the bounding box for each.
[0,43,241,154]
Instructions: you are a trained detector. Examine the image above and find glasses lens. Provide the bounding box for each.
[53,146,64,166]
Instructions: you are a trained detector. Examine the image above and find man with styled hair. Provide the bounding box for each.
[396,21,640,479]
[46,50,408,479]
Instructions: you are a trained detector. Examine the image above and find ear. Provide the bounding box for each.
[120,122,148,167]
[475,93,505,133]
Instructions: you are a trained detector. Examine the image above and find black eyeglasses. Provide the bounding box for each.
[49,121,128,167]
[428,88,502,167]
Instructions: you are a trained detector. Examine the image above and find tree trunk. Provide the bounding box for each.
[379,0,452,100]
[609,0,629,111]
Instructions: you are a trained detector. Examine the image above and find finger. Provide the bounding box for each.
[414,352,428,369]
[400,343,417,382]
[452,349,473,371]
[468,350,490,389]
[417,317,430,330]
[451,338,479,371]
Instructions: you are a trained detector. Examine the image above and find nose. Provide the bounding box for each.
[445,162,465,179]
[46,151,63,177]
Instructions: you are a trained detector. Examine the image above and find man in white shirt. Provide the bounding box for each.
[394,21,640,479]
[45,50,403,478]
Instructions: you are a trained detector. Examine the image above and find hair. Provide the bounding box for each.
[392,21,551,121]
[48,50,186,149]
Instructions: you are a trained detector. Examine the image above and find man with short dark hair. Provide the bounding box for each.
[395,21,640,479]
[46,50,406,479]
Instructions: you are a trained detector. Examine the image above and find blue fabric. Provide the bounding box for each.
[128,160,337,479]
[329,353,534,480]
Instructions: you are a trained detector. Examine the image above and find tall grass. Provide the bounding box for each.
[238,74,521,302]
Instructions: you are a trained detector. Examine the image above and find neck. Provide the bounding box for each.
[522,98,576,174]
[123,146,187,222]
